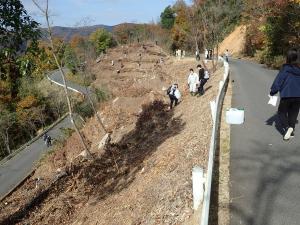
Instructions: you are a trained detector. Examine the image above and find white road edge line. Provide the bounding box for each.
[47,74,85,98]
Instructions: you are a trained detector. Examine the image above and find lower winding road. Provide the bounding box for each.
[0,69,84,199]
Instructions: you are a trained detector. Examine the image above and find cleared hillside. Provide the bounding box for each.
[0,43,224,225]
[218,25,246,57]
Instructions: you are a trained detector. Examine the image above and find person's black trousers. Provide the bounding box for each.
[278,97,300,129]
[169,94,178,109]
[198,79,208,95]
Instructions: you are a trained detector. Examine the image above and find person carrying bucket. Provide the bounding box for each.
[270,48,300,141]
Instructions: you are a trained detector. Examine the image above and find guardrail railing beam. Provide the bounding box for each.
[200,63,230,225]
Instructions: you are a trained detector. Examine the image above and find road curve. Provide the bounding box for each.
[0,69,88,200]
[48,68,91,96]
[230,59,300,225]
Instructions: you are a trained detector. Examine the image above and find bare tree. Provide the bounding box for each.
[32,0,93,158]
[0,113,15,155]
[73,20,108,135]
[83,59,108,134]
[197,1,223,71]
[187,6,204,55]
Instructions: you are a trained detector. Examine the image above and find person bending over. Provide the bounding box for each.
[167,84,181,109]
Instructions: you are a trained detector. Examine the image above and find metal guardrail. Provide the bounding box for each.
[0,69,91,201]
[0,113,69,166]
[0,113,69,202]
[46,69,85,98]
[200,62,230,225]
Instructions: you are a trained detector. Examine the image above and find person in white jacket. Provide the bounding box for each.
[188,68,199,96]
[205,49,209,59]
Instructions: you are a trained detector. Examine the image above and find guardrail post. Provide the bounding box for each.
[210,100,216,124]
[200,62,230,225]
[224,64,229,81]
[192,166,205,210]
[219,81,224,93]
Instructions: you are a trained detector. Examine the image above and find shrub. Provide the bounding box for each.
[60,127,74,138]
[255,48,273,65]
[255,49,285,69]
[270,55,285,69]
[89,29,115,56]
[74,101,94,119]
[94,87,110,102]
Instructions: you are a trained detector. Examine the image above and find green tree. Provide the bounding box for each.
[169,0,191,51]
[0,0,40,99]
[263,1,300,57]
[160,6,175,29]
[89,28,115,55]
[0,110,16,156]
[243,0,300,66]
[64,44,79,74]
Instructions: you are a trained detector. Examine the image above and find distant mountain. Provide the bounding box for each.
[41,24,114,40]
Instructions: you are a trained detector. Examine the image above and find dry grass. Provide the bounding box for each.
[0,43,225,225]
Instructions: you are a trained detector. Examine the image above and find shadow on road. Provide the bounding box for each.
[230,139,300,225]
[266,113,299,136]
[265,114,285,135]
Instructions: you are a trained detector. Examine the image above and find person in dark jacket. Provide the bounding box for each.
[43,133,48,145]
[197,64,210,96]
[46,135,52,147]
[167,84,181,109]
[197,64,205,95]
[270,48,300,140]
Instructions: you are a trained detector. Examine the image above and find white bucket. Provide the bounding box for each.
[226,108,244,125]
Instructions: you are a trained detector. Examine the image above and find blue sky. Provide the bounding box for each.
[22,0,192,27]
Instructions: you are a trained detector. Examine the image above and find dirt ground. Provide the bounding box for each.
[218,25,246,57]
[0,43,225,225]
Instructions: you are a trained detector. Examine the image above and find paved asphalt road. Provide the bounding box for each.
[0,116,72,198]
[230,59,300,225]
[0,69,87,199]
[49,69,90,95]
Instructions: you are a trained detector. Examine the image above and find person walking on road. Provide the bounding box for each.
[167,84,181,109]
[270,48,300,141]
[225,49,230,62]
[43,133,48,145]
[188,68,199,96]
[46,135,52,147]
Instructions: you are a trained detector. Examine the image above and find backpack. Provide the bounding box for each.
[167,85,176,95]
[199,68,205,80]
[167,86,172,95]
[204,71,210,79]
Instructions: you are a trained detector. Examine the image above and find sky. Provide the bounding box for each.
[22,0,192,27]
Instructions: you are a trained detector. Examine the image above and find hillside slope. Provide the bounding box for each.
[0,43,224,225]
[218,25,246,57]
